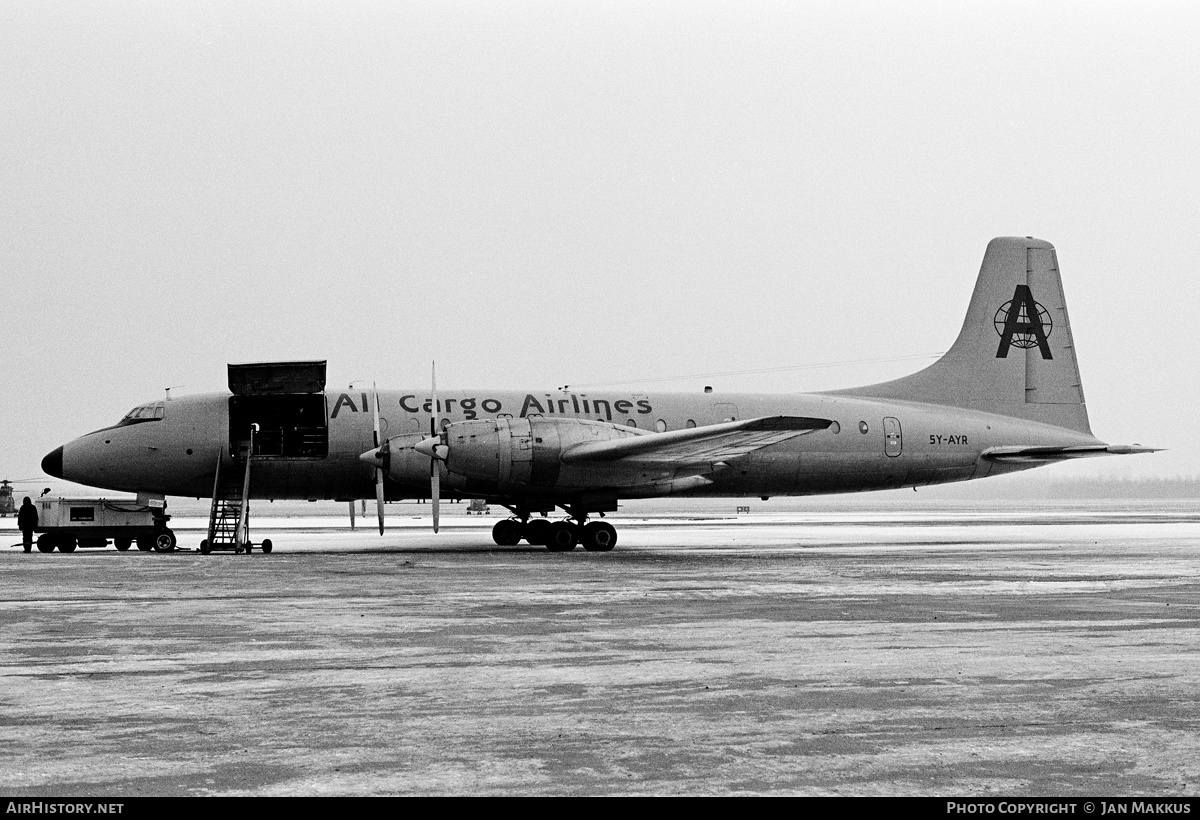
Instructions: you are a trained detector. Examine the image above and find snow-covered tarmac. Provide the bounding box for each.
[3,501,1199,796]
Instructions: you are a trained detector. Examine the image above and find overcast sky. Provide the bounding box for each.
[2,0,1196,490]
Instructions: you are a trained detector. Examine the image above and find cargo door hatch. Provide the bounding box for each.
[227,361,329,459]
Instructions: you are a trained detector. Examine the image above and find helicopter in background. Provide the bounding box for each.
[0,479,50,516]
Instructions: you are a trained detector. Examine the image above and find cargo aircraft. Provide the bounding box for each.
[42,237,1156,552]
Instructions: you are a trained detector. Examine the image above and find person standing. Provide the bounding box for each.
[17,496,37,553]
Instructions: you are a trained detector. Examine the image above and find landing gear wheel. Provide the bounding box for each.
[199,539,212,555]
[57,537,77,553]
[114,537,132,551]
[524,518,551,546]
[136,537,153,552]
[546,522,578,552]
[154,530,177,553]
[261,539,273,554]
[37,535,55,553]
[492,519,523,546]
[582,521,618,552]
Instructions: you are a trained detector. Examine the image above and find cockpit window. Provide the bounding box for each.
[117,401,166,426]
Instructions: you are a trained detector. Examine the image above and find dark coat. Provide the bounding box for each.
[17,502,38,531]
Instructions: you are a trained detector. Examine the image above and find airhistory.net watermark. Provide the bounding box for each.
[6,804,123,815]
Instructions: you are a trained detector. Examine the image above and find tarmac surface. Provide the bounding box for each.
[3,501,1200,796]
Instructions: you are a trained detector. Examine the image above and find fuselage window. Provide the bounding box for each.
[655,419,667,433]
[830,421,841,434]
[627,419,637,428]
[859,421,869,434]
[686,419,697,428]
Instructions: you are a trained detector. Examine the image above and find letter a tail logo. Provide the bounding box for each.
[994,284,1053,359]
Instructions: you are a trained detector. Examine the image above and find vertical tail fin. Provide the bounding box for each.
[832,237,1092,434]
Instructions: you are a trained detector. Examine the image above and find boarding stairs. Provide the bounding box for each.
[202,439,265,554]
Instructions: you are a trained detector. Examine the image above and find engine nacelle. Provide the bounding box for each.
[378,416,717,499]
[438,416,643,489]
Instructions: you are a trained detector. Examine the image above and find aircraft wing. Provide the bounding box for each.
[562,416,833,467]
[983,444,1162,463]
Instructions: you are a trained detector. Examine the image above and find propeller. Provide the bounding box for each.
[372,382,385,535]
[430,362,440,534]
[408,363,449,534]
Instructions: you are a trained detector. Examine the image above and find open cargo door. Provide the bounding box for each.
[228,361,329,458]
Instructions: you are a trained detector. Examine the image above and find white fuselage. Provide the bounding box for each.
[53,387,1101,502]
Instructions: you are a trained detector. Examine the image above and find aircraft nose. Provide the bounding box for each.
[42,446,64,479]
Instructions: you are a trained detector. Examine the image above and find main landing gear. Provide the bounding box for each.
[491,514,618,552]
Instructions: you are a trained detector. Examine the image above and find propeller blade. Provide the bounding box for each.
[375,469,385,535]
[373,383,384,535]
[430,361,437,437]
[430,361,440,534]
[372,381,381,448]
[431,460,440,534]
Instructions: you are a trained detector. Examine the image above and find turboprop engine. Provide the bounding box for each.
[408,416,715,495]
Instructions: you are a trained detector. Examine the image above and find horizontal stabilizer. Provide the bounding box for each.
[562,416,832,466]
[983,444,1163,463]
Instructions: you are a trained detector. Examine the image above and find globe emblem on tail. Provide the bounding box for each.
[994,301,1052,347]
[994,284,1054,359]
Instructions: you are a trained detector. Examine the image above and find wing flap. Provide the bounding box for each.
[562,416,833,466]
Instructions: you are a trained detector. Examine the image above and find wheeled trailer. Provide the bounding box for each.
[32,497,177,553]
[198,535,272,555]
